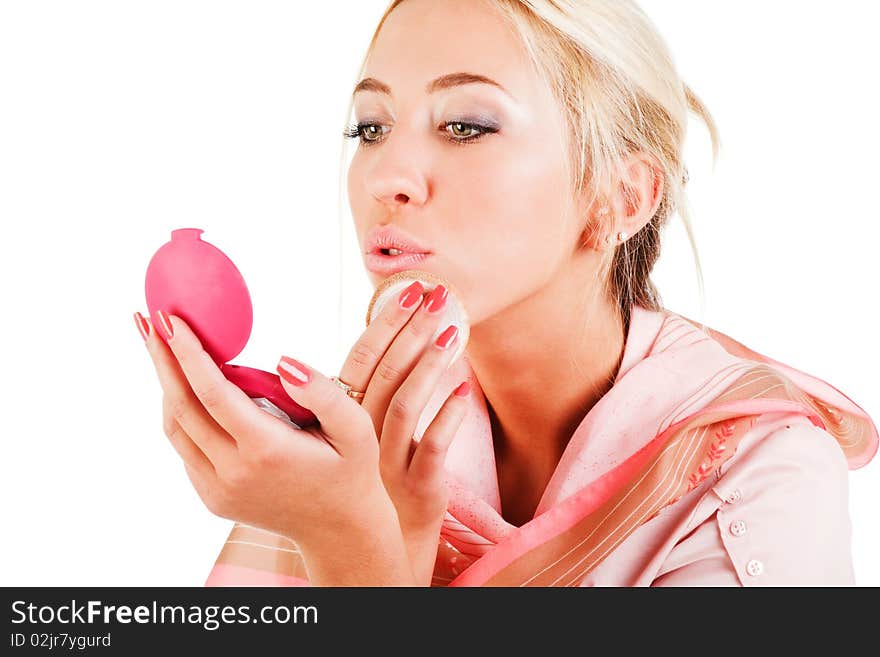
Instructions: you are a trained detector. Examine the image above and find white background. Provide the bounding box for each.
[1,1,877,586]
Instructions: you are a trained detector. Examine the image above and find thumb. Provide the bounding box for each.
[276,355,370,454]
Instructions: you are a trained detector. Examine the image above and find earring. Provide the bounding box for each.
[603,231,628,246]
[592,205,627,248]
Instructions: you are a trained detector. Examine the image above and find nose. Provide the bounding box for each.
[363,136,429,209]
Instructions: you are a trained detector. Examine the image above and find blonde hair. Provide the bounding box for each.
[337,0,720,356]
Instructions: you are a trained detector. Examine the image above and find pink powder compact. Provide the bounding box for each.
[144,228,318,428]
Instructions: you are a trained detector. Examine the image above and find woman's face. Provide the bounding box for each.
[348,0,586,326]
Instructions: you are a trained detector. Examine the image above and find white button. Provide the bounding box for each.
[724,489,743,504]
[729,520,748,537]
[746,559,764,576]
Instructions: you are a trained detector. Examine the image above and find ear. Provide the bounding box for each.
[615,151,665,238]
[579,151,665,252]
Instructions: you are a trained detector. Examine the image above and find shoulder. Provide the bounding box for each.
[712,411,849,507]
[707,411,854,585]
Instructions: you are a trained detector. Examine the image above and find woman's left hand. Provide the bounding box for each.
[136,310,402,564]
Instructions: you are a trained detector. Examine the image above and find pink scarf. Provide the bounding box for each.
[205,304,877,587]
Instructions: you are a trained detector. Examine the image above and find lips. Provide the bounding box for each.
[365,225,432,257]
[365,251,433,276]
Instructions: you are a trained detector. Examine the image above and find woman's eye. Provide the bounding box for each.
[447,122,478,138]
[361,125,384,142]
[442,121,498,143]
[343,123,387,146]
[355,124,385,144]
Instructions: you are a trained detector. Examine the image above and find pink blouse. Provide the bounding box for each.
[584,410,854,586]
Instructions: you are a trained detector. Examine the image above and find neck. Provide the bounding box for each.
[465,258,627,465]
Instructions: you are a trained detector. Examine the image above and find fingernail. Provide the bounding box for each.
[134,312,151,342]
[424,285,448,314]
[277,356,311,386]
[398,281,424,310]
[156,310,174,339]
[435,325,459,350]
[454,381,470,397]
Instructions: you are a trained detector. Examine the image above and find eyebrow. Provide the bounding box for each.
[352,72,513,100]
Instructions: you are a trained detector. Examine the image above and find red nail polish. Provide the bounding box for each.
[134,312,151,341]
[398,281,424,310]
[425,285,448,314]
[156,310,174,339]
[435,325,459,350]
[454,381,470,397]
[277,356,311,386]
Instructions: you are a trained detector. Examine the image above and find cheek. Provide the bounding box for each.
[441,142,572,320]
[347,157,368,228]
[448,134,567,227]
[447,140,570,263]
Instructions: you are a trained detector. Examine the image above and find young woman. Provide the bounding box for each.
[135,0,877,586]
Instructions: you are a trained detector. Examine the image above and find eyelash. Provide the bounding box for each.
[342,120,499,147]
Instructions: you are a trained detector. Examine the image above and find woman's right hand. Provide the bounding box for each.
[332,280,471,585]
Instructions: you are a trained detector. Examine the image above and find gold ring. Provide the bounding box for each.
[330,376,366,401]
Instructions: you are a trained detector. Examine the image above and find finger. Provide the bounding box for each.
[362,284,450,437]
[408,382,470,486]
[162,410,215,477]
[155,310,279,446]
[140,311,238,470]
[379,319,461,474]
[336,280,426,434]
[276,354,372,457]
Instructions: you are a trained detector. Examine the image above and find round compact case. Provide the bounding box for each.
[144,228,318,429]
[365,269,470,368]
